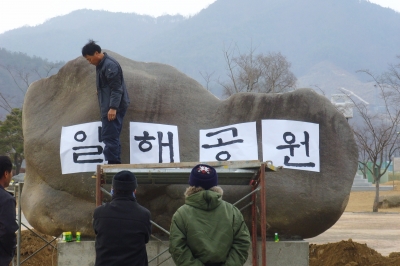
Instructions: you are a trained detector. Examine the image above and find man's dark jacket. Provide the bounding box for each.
[96,52,130,118]
[93,194,151,266]
[0,185,18,266]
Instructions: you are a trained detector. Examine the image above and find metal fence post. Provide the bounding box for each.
[260,164,267,266]
[251,179,258,266]
[96,165,102,206]
[16,182,23,266]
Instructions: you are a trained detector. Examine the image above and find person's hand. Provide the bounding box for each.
[108,109,117,121]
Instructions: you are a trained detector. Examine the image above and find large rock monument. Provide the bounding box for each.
[22,51,358,239]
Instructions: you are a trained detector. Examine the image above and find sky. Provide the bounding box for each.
[0,0,399,35]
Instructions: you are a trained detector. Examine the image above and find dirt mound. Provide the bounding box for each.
[309,239,400,266]
[10,230,58,266]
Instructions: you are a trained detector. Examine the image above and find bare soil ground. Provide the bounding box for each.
[12,181,400,266]
[9,230,57,266]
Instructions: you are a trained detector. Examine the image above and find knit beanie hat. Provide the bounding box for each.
[112,171,138,191]
[189,164,218,190]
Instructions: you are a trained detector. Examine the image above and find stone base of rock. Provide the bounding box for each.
[261,240,309,266]
[57,239,309,266]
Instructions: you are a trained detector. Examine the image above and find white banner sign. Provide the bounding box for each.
[199,122,258,162]
[262,120,320,172]
[60,122,105,174]
[130,122,180,164]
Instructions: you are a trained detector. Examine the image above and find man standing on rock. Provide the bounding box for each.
[169,164,251,266]
[82,40,130,164]
[0,156,18,266]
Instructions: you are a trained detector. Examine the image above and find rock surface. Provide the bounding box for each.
[379,195,400,208]
[22,51,358,239]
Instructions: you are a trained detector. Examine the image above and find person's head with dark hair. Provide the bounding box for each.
[82,39,101,56]
[111,170,138,197]
[0,155,13,188]
[82,39,104,66]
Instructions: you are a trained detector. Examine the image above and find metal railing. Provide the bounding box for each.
[95,161,276,266]
[12,183,58,266]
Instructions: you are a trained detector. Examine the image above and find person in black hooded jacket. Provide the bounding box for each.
[93,171,151,266]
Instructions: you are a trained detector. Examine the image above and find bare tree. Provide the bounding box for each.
[352,56,400,212]
[257,52,297,93]
[0,61,63,96]
[1,65,33,95]
[357,145,369,179]
[33,62,63,79]
[199,70,215,91]
[0,62,63,173]
[383,55,400,92]
[219,45,297,97]
[0,85,14,113]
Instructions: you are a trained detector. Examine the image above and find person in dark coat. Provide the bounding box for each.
[93,170,151,266]
[0,156,18,266]
[82,40,130,164]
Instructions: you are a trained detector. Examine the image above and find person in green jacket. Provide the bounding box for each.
[169,164,251,266]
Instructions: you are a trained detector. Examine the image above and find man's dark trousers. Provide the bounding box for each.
[101,108,127,164]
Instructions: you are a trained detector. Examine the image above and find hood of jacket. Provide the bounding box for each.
[184,188,223,211]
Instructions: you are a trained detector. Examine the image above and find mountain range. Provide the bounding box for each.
[0,0,399,101]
